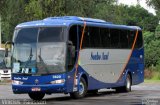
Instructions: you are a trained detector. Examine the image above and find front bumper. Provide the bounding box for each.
[12,84,66,94]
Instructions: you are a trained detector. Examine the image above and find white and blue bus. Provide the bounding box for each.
[5,16,144,100]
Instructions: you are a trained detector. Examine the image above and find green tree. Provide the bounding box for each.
[1,0,27,42]
[1,0,117,42]
[155,24,160,38]
[146,0,160,18]
[25,0,117,19]
[144,25,160,68]
[146,0,160,10]
[145,40,160,67]
[117,5,158,32]
[25,0,66,20]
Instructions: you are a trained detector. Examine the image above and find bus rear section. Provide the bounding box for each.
[74,25,144,93]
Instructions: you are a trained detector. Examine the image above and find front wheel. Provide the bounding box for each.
[70,78,87,99]
[28,92,45,100]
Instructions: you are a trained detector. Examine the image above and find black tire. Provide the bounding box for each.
[116,74,131,93]
[70,78,87,99]
[28,92,45,100]
[87,89,98,94]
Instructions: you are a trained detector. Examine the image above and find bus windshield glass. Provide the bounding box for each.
[12,27,66,74]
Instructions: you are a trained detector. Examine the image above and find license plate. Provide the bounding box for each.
[31,87,41,91]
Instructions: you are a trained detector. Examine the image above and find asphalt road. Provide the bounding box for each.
[0,83,160,105]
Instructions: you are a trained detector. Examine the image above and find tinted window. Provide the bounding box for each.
[69,25,77,47]
[135,31,143,48]
[82,26,101,48]
[82,27,91,48]
[101,28,111,48]
[90,27,101,48]
[110,29,120,48]
[14,28,38,44]
[81,26,142,49]
[68,25,78,71]
[128,31,135,48]
[39,27,64,42]
[119,30,129,48]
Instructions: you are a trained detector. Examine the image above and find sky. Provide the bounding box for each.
[118,0,156,15]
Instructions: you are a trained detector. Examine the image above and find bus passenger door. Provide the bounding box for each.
[66,25,79,92]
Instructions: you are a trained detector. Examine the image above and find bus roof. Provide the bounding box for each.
[16,16,141,31]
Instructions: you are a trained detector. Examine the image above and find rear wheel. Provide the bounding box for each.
[116,74,131,92]
[28,92,45,100]
[70,78,87,99]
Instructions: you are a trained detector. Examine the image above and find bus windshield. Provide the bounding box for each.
[12,27,66,75]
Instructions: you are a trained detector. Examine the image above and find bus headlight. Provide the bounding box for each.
[12,80,23,85]
[50,79,65,84]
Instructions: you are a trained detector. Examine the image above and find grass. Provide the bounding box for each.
[144,70,160,83]
[152,71,160,80]
[144,79,160,83]
[144,69,160,81]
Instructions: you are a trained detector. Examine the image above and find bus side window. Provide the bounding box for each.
[128,30,143,49]
[100,28,111,48]
[89,27,101,48]
[128,31,135,48]
[110,29,120,48]
[119,30,129,48]
[135,31,143,49]
[82,26,90,48]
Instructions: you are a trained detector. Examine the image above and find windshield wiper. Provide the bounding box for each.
[23,47,33,73]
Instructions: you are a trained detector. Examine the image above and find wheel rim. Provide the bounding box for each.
[126,76,131,89]
[79,81,84,95]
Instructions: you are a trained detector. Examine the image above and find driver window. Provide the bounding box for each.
[68,25,78,71]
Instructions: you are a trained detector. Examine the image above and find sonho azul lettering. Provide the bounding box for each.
[90,52,109,60]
